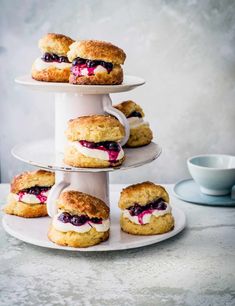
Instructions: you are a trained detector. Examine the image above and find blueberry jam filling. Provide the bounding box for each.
[41,52,70,63]
[127,111,142,118]
[58,212,102,226]
[128,198,167,216]
[71,57,113,77]
[18,186,50,203]
[79,140,121,162]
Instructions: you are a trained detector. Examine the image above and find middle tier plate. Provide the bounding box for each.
[12,139,161,172]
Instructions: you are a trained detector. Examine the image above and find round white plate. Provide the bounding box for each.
[12,139,161,172]
[15,75,145,94]
[2,204,186,252]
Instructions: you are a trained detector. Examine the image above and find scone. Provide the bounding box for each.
[114,101,153,147]
[32,33,74,82]
[4,170,55,218]
[119,182,174,235]
[48,191,110,248]
[64,115,125,168]
[67,40,126,85]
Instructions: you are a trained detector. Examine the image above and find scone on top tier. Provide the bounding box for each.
[114,101,153,147]
[119,181,174,235]
[67,40,126,85]
[48,190,110,248]
[64,115,125,168]
[4,170,55,218]
[32,33,74,82]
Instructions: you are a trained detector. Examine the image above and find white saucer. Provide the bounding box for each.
[174,179,235,206]
[15,75,145,94]
[2,196,186,252]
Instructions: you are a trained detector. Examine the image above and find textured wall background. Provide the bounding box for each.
[0,0,235,183]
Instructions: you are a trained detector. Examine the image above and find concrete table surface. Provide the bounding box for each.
[0,183,234,306]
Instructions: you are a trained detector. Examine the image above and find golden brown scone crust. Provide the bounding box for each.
[67,40,126,64]
[48,225,109,248]
[4,194,47,218]
[120,213,174,235]
[126,124,153,147]
[57,190,109,219]
[114,101,145,118]
[119,182,170,210]
[11,170,55,194]
[64,145,124,168]
[38,33,74,56]
[31,65,71,82]
[66,114,125,142]
[69,64,123,85]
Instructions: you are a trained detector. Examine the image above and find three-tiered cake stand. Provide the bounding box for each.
[2,75,186,251]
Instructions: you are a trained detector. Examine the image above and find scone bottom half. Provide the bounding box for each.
[118,182,174,235]
[64,115,125,168]
[48,191,110,248]
[4,170,55,218]
[67,40,126,85]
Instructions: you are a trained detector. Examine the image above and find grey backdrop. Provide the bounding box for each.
[0,0,235,183]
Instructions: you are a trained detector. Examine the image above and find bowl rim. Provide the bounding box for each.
[187,154,235,171]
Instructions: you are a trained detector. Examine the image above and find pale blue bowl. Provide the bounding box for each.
[187,154,235,196]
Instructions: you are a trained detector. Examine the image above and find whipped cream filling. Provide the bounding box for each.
[122,203,171,225]
[70,141,124,161]
[13,190,49,204]
[34,57,71,71]
[127,117,149,129]
[53,213,110,233]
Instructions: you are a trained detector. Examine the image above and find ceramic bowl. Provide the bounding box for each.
[187,154,235,196]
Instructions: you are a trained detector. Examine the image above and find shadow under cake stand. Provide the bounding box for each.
[2,75,186,251]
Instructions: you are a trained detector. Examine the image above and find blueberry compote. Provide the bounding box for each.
[71,57,113,77]
[41,52,70,63]
[79,140,121,162]
[58,212,102,226]
[18,186,50,203]
[127,111,142,118]
[128,198,167,225]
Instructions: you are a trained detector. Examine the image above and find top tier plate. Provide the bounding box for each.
[15,75,145,94]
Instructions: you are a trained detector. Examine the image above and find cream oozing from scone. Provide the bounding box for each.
[127,117,149,129]
[71,57,113,77]
[122,204,171,225]
[12,190,50,204]
[69,141,124,162]
[53,211,110,233]
[34,57,71,71]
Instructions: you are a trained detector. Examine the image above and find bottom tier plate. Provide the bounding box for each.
[2,202,186,252]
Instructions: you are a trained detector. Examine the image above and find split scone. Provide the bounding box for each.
[32,33,74,82]
[4,170,55,218]
[64,115,125,168]
[48,191,110,248]
[67,40,126,85]
[114,101,153,147]
[119,182,174,235]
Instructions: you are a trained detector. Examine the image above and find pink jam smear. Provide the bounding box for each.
[137,209,153,225]
[18,191,47,204]
[80,141,120,162]
[72,64,111,77]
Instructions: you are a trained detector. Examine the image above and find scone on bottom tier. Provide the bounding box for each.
[48,191,110,248]
[64,115,125,168]
[67,40,126,85]
[32,33,74,82]
[4,170,55,218]
[114,100,153,147]
[119,182,174,235]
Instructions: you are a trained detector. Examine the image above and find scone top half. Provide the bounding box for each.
[68,40,126,84]
[10,170,55,204]
[119,182,172,225]
[52,191,110,233]
[33,33,74,72]
[65,115,125,165]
